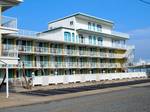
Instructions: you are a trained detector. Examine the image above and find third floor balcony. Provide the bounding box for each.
[1,16,17,29]
[0,16,18,33]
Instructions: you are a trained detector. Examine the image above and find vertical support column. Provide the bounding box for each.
[6,64,9,98]
[48,43,51,67]
[32,41,35,67]
[13,39,17,79]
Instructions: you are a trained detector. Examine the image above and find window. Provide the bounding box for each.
[22,40,26,46]
[88,22,91,30]
[79,34,84,43]
[97,24,102,31]
[93,36,96,44]
[112,40,117,46]
[64,32,71,42]
[98,37,103,45]
[76,35,79,43]
[70,21,74,26]
[72,33,75,42]
[92,23,95,31]
[89,36,92,44]
[123,40,126,45]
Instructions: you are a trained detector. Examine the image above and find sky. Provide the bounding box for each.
[3,0,150,60]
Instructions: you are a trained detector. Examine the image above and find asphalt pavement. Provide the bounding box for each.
[1,81,150,112]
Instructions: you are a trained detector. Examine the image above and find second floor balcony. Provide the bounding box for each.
[2,44,18,57]
[17,45,33,53]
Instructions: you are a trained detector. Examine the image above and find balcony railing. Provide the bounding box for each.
[99,63,121,68]
[1,16,17,29]
[50,48,64,55]
[36,61,49,67]
[16,60,122,69]
[35,47,49,53]
[2,44,18,57]
[16,29,39,37]
[2,50,18,57]
[65,49,78,56]
[2,44,124,58]
[22,61,33,67]
[17,45,33,53]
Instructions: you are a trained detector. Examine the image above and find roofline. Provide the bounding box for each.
[40,27,74,34]
[2,0,23,5]
[48,12,114,25]
[1,0,23,11]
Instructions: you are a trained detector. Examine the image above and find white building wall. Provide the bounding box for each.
[101,25,112,34]
[38,29,76,42]
[103,37,112,47]
[75,17,112,34]
[77,33,112,46]
[75,18,88,30]
[38,29,64,41]
[48,17,76,30]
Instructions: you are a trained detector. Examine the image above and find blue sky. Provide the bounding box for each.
[3,0,150,60]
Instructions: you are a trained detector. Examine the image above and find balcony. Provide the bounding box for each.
[18,45,33,53]
[35,47,49,54]
[22,61,33,67]
[67,62,78,68]
[54,62,66,68]
[2,44,18,57]
[99,63,121,68]
[50,48,64,55]
[79,50,88,56]
[2,50,18,58]
[66,49,78,56]
[1,16,17,29]
[36,61,49,68]
[16,29,39,37]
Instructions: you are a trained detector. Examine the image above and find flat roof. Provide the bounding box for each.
[48,12,114,26]
[40,27,74,34]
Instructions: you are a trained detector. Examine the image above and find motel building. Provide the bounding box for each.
[0,0,147,87]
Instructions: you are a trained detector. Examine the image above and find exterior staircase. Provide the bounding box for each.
[123,46,135,68]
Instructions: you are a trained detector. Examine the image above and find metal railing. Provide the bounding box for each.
[35,47,49,53]
[1,16,17,29]
[2,44,125,59]
[2,44,18,57]
[17,45,33,52]
[14,60,122,69]
[2,50,18,57]
[16,29,39,37]
[22,61,33,67]
[50,48,64,55]
[36,61,49,67]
